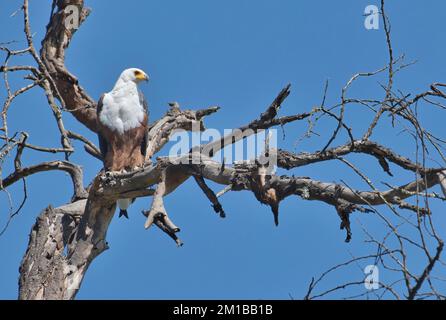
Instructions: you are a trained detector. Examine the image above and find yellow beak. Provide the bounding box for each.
[136,73,149,82]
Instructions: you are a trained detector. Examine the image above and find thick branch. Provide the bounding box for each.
[19,200,86,299]
[19,175,117,299]
[101,157,443,209]
[40,0,97,131]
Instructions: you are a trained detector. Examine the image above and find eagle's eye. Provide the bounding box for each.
[134,70,142,77]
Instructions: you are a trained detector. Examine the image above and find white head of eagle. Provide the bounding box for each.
[99,68,149,136]
[97,68,150,217]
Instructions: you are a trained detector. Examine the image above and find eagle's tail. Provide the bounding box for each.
[117,198,134,219]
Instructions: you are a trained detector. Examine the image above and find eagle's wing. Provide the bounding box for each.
[97,94,108,162]
[138,90,149,157]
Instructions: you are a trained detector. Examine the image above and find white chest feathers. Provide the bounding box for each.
[99,83,145,135]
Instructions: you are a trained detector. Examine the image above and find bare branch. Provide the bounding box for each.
[2,160,87,201]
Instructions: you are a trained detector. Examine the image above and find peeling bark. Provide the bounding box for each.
[19,200,86,299]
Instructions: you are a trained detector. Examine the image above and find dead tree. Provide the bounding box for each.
[1,0,445,299]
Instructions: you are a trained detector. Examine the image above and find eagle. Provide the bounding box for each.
[97,68,149,218]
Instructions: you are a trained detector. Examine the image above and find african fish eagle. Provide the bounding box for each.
[97,68,149,218]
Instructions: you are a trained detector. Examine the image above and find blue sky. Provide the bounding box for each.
[1,0,446,299]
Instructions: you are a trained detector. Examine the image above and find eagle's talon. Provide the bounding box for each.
[119,209,129,219]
